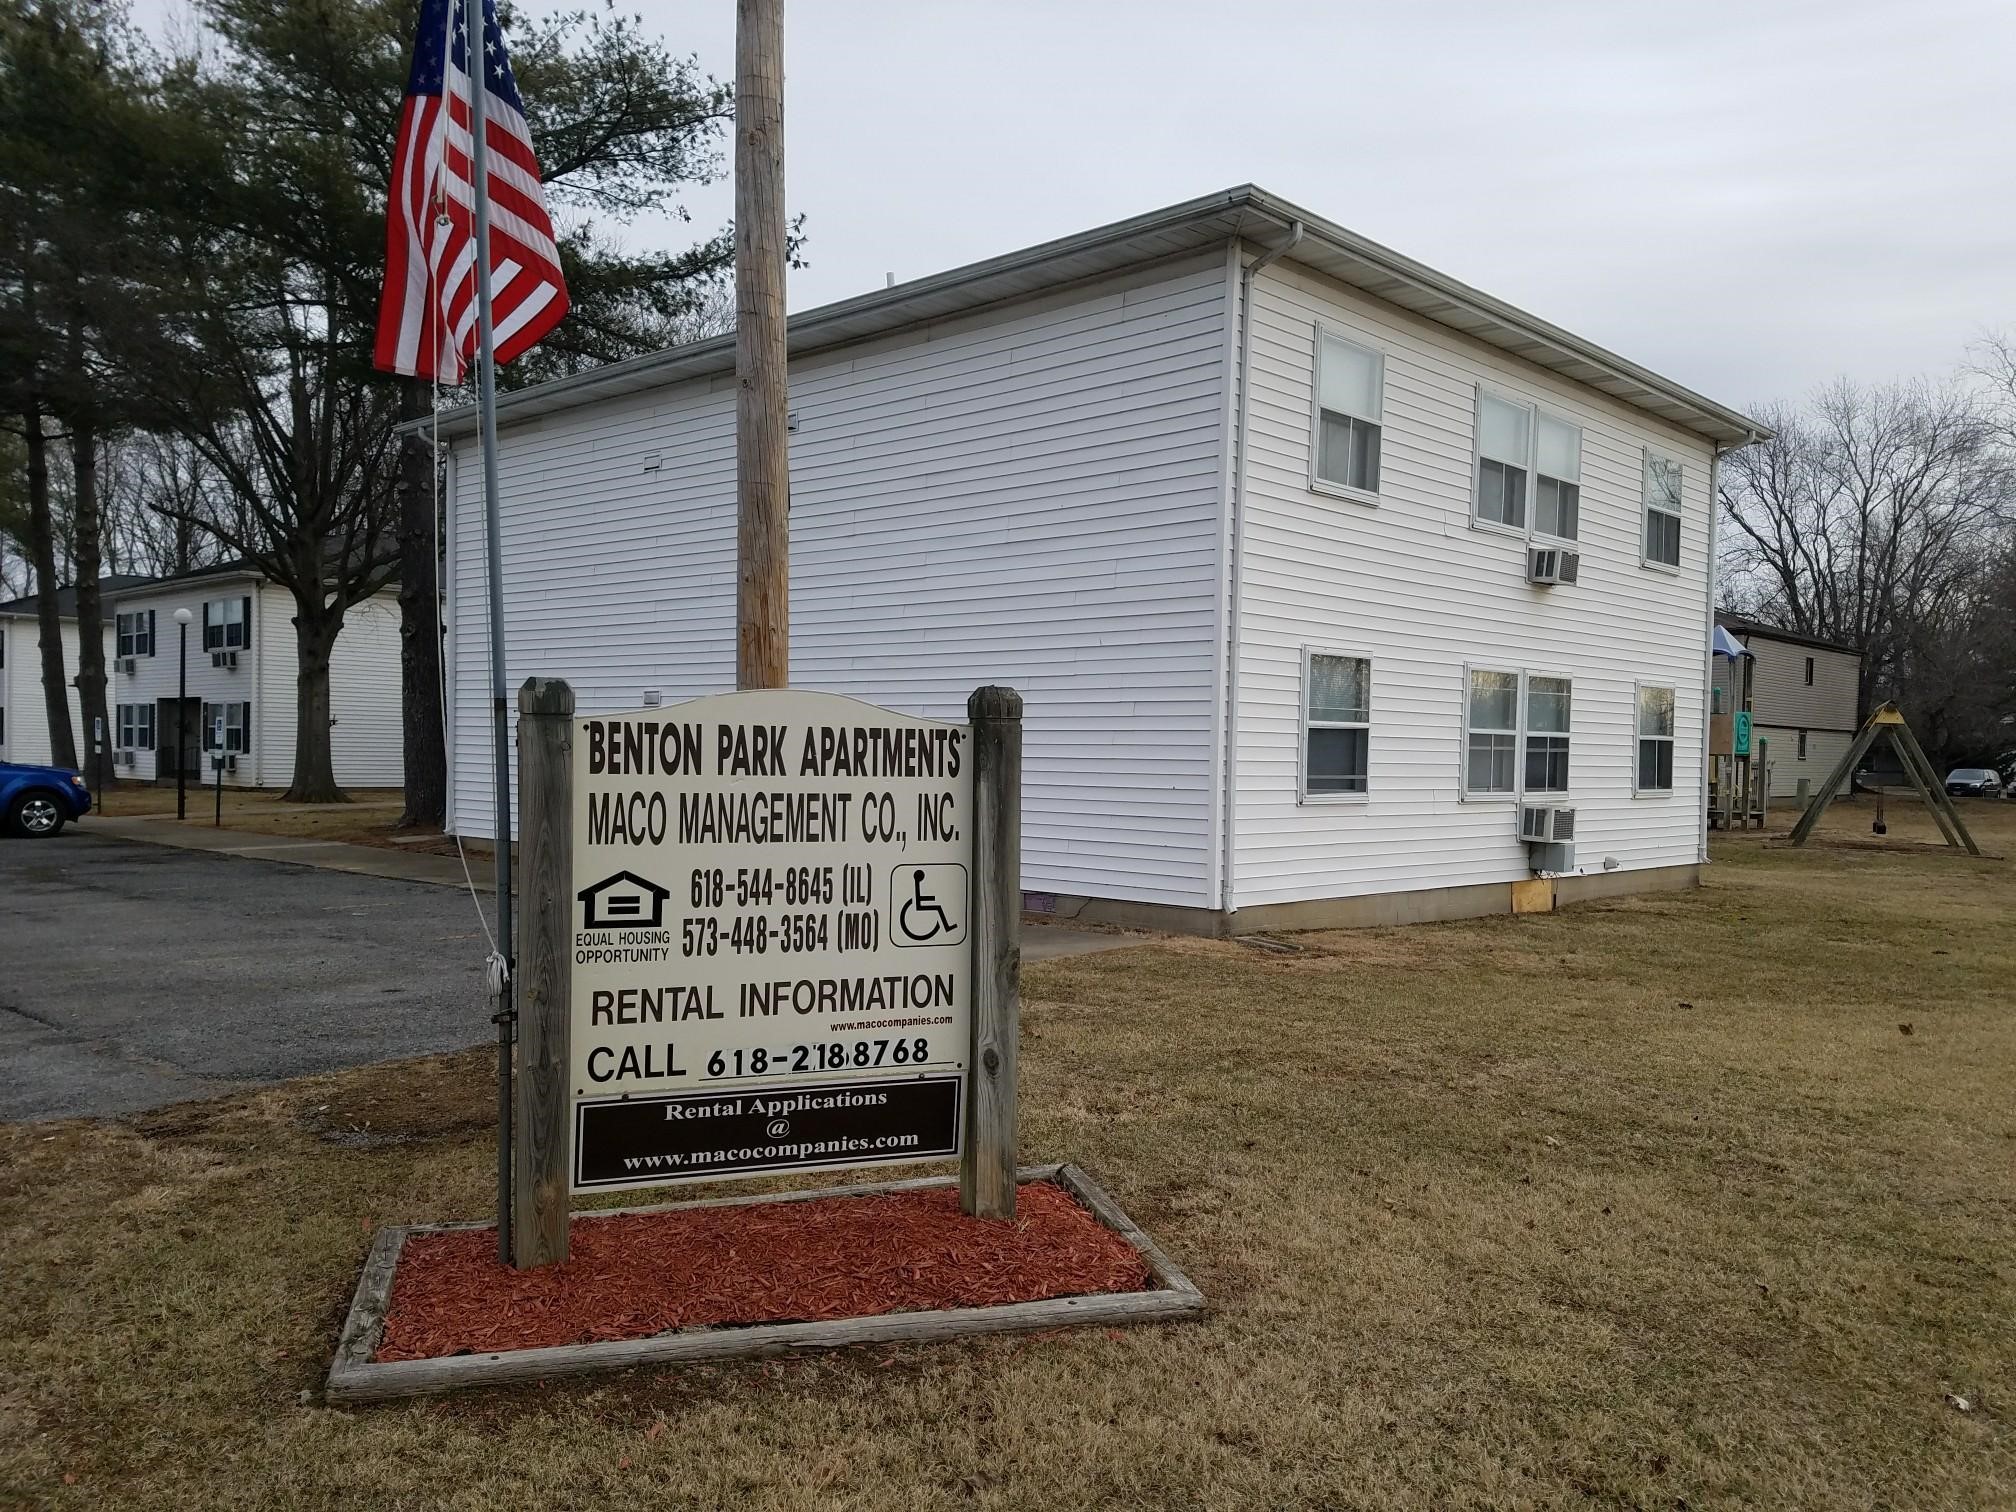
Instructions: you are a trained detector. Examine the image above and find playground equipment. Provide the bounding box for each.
[1787,701,1979,855]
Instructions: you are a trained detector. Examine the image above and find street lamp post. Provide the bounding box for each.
[174,607,193,820]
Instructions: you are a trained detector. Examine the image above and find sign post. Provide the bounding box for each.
[511,681,1020,1266]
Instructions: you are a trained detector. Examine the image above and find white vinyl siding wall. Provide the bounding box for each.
[103,577,403,788]
[0,618,87,767]
[447,256,1232,907]
[1229,258,1714,907]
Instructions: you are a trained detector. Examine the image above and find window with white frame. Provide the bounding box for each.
[1636,685,1675,792]
[202,596,249,651]
[1312,330,1383,495]
[116,610,155,658]
[1303,652,1370,797]
[117,703,157,751]
[1524,676,1572,793]
[201,701,250,753]
[1533,413,1582,540]
[1475,394,1529,529]
[1797,730,1808,761]
[1643,451,1683,567]
[1465,668,1520,794]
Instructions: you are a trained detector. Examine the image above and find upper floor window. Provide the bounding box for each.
[1477,392,1581,541]
[1533,414,1581,541]
[1803,656,1815,686]
[1312,330,1383,496]
[1303,651,1370,797]
[1636,684,1675,793]
[116,610,156,658]
[1643,451,1683,567]
[203,596,249,652]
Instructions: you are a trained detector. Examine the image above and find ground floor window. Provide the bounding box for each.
[1636,685,1675,792]
[117,703,157,751]
[1303,651,1370,797]
[201,701,251,754]
[1797,730,1808,761]
[1466,667,1572,796]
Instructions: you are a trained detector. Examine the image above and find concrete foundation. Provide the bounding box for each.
[1025,863,1703,938]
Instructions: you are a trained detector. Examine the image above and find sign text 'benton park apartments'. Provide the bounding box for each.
[568,690,973,1192]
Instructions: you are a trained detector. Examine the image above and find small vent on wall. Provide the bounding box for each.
[641,451,662,473]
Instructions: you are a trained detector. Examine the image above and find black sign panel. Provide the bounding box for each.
[574,1075,962,1190]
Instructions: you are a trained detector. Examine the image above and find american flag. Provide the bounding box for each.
[373,0,569,382]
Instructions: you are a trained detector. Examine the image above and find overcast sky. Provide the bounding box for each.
[146,0,2016,410]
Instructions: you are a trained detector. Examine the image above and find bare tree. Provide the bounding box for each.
[1718,378,2015,728]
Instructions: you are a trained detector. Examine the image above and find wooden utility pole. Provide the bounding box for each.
[514,677,575,1268]
[735,0,790,689]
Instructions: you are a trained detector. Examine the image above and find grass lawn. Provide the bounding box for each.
[4,807,2012,1508]
[94,785,421,848]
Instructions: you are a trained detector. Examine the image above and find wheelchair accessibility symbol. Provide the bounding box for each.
[890,863,968,948]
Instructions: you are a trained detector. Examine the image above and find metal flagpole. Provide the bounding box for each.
[467,0,516,1267]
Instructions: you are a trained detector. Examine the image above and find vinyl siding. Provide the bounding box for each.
[103,578,402,789]
[1230,258,1715,908]
[0,618,88,766]
[1754,725,1852,799]
[447,256,1231,906]
[1746,636,1860,732]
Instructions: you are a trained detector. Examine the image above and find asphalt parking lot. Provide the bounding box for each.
[0,834,492,1121]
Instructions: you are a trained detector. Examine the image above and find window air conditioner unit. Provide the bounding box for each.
[1526,546,1580,586]
[115,750,135,769]
[1520,805,1576,844]
[224,753,239,773]
[118,656,137,676]
[211,649,239,670]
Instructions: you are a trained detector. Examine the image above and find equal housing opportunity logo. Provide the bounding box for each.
[577,870,672,930]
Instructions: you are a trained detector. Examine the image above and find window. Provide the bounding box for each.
[1533,413,1581,540]
[1312,330,1383,496]
[117,703,157,751]
[201,701,250,753]
[1636,685,1675,793]
[1524,676,1572,793]
[116,610,156,658]
[203,596,250,651]
[1643,451,1683,567]
[1466,668,1574,796]
[1803,656,1815,686]
[1465,668,1520,794]
[1797,730,1808,761]
[1303,651,1370,797]
[1475,394,1529,529]
[1477,392,1581,542]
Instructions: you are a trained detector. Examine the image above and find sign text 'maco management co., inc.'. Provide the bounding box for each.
[567,689,973,1193]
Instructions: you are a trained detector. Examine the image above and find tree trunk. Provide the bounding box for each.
[395,379,446,828]
[285,602,347,803]
[71,414,113,791]
[22,409,78,770]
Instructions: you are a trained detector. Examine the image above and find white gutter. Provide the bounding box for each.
[1219,221,1304,917]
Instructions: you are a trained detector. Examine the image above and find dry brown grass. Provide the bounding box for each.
[3,813,2013,1509]
[95,785,418,847]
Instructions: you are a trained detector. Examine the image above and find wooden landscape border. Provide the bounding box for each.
[324,1163,1204,1404]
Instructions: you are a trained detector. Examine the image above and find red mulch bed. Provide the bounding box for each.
[374,1180,1152,1361]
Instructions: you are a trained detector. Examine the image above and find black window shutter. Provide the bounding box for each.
[240,596,251,648]
[241,701,252,753]
[148,608,156,654]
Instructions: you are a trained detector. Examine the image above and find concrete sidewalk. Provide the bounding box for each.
[80,815,1143,963]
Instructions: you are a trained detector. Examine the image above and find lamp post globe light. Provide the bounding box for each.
[174,607,193,820]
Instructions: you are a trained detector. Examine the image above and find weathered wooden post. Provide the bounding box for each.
[514,677,574,1267]
[962,686,1022,1220]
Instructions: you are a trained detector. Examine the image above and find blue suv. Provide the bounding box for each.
[1,761,92,838]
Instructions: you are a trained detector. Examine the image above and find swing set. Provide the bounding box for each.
[1786,701,1981,855]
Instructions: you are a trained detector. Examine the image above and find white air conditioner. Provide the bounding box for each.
[115,750,136,769]
[225,753,239,773]
[1529,841,1576,874]
[1526,546,1580,586]
[1520,805,1576,844]
[211,649,239,670]
[117,656,137,676]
